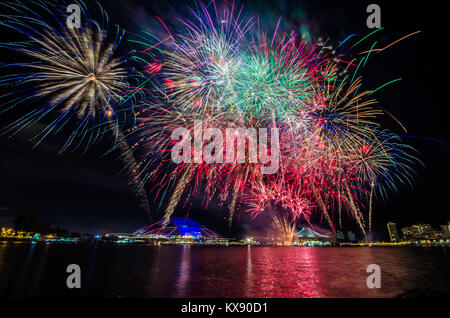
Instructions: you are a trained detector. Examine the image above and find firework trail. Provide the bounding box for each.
[114,129,151,217]
[246,175,313,242]
[369,181,374,232]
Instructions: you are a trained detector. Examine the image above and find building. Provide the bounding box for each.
[440,225,449,239]
[292,227,332,246]
[296,227,330,241]
[336,231,345,241]
[133,217,218,239]
[402,224,444,241]
[387,222,399,242]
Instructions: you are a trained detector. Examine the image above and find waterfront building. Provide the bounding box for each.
[401,224,447,241]
[347,231,356,241]
[336,231,345,241]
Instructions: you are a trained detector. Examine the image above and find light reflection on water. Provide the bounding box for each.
[0,242,448,297]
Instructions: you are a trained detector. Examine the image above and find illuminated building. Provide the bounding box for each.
[296,227,330,241]
[387,222,399,242]
[440,225,449,239]
[293,227,331,246]
[401,224,446,241]
[1,227,33,239]
[336,231,345,241]
[133,217,218,239]
[104,233,131,239]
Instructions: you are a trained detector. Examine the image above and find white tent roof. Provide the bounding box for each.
[296,227,330,238]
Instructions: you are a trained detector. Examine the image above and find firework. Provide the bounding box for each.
[127,1,419,235]
[0,1,151,215]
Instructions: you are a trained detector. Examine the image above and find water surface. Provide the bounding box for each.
[0,242,448,297]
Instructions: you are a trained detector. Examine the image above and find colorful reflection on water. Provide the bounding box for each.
[0,242,448,297]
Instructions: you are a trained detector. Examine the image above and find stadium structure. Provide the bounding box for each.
[133,217,218,239]
[296,227,331,240]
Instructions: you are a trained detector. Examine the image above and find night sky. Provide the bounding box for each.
[0,0,448,239]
